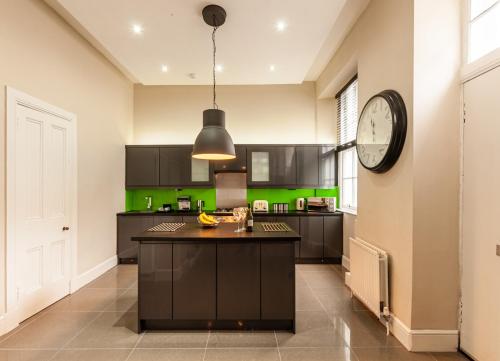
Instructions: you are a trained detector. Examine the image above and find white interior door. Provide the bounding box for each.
[9,95,75,322]
[462,65,500,360]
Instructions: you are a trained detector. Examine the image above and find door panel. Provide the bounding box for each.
[15,104,73,321]
[126,147,159,187]
[296,146,319,187]
[461,66,500,360]
[299,217,324,258]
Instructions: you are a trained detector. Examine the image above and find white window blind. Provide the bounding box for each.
[336,78,358,146]
[468,0,500,62]
[339,143,358,212]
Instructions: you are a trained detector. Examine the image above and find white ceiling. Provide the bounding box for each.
[47,0,368,85]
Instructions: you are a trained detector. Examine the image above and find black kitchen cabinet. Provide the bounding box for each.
[217,241,260,319]
[319,146,337,188]
[299,216,324,258]
[126,146,159,187]
[214,145,247,172]
[323,216,343,261]
[139,243,173,320]
[159,146,213,187]
[274,216,300,258]
[261,242,295,320]
[173,243,216,319]
[117,215,154,263]
[296,146,320,187]
[247,146,296,187]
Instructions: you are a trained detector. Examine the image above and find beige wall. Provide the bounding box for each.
[0,0,134,314]
[411,0,461,330]
[318,0,461,331]
[133,83,336,145]
[318,0,415,327]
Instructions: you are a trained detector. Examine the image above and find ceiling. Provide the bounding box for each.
[46,0,369,85]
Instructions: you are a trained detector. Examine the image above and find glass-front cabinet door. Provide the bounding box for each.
[251,151,270,182]
[191,158,210,183]
[247,146,296,187]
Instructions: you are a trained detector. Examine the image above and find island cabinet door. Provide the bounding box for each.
[172,243,216,320]
[217,242,260,320]
[275,216,300,258]
[299,216,324,258]
[139,244,173,320]
[261,242,295,320]
[118,215,154,262]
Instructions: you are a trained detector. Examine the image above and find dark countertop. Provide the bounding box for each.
[132,222,301,242]
[118,210,343,217]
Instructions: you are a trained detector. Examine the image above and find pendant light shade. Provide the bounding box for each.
[192,109,235,160]
[193,4,235,161]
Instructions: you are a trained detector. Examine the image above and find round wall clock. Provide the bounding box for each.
[356,90,407,173]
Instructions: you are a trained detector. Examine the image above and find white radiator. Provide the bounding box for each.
[348,237,390,333]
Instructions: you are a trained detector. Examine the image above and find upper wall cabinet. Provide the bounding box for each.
[319,146,337,188]
[296,146,320,187]
[126,146,159,188]
[214,145,247,172]
[247,146,297,187]
[159,146,213,187]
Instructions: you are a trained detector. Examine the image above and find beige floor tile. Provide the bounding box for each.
[128,348,205,361]
[49,288,124,312]
[431,353,471,361]
[297,264,334,272]
[0,350,56,361]
[105,288,138,312]
[138,331,208,348]
[295,311,333,331]
[207,331,277,348]
[302,270,345,290]
[51,349,131,361]
[65,312,140,349]
[277,328,345,348]
[353,348,435,361]
[296,290,324,311]
[0,312,97,349]
[280,347,358,361]
[204,348,280,361]
[85,271,136,289]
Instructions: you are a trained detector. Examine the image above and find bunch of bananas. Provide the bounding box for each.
[198,212,219,225]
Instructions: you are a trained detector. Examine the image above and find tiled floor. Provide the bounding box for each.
[0,264,469,361]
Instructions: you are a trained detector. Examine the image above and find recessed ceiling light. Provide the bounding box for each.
[275,20,287,32]
[131,24,143,35]
[215,64,224,72]
[161,65,168,73]
[269,64,276,72]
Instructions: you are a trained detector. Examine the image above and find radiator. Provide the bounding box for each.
[348,237,390,333]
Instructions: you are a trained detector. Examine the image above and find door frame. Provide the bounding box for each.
[6,87,78,319]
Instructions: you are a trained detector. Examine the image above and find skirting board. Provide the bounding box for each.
[342,255,350,270]
[390,315,459,352]
[70,255,118,293]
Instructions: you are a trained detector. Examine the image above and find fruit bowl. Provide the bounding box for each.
[197,213,220,228]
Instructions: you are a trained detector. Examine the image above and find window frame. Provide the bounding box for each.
[335,75,359,214]
[462,0,500,81]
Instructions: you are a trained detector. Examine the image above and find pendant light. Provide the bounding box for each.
[192,5,236,160]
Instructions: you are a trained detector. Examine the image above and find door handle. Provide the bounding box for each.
[62,226,70,231]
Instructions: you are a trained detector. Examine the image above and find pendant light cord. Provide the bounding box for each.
[212,24,219,110]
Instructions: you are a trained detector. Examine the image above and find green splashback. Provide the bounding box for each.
[126,187,339,211]
[126,189,217,211]
[247,188,339,210]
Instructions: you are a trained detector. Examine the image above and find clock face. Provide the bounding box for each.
[356,96,393,169]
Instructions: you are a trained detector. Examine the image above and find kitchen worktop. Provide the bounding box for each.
[132,222,301,242]
[118,210,343,217]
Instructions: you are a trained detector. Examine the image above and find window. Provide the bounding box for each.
[468,0,500,62]
[336,76,358,212]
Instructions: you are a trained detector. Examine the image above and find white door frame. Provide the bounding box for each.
[5,87,78,320]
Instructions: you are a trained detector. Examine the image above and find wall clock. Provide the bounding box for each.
[356,90,407,173]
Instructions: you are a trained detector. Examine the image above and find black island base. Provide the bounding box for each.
[132,222,300,333]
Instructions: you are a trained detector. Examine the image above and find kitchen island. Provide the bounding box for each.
[132,222,300,333]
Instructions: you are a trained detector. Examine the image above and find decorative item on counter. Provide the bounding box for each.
[272,203,289,213]
[233,207,247,232]
[296,198,305,211]
[159,203,172,212]
[245,208,253,232]
[196,200,205,213]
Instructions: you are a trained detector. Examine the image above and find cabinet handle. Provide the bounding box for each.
[62,226,70,231]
